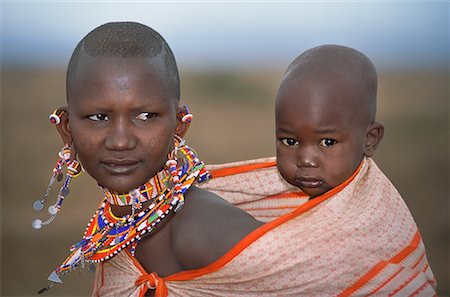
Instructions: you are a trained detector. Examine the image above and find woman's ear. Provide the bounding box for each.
[54,107,72,145]
[364,121,384,157]
[54,107,79,160]
[175,105,192,138]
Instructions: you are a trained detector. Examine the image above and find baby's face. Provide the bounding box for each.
[275,77,368,197]
[67,55,178,193]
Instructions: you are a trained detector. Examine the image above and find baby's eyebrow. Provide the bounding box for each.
[276,127,294,134]
[315,128,337,134]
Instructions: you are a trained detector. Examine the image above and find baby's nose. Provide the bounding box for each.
[296,146,318,168]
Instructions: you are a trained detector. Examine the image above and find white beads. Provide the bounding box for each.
[49,113,61,125]
[33,200,44,211]
[181,113,193,123]
[32,219,43,229]
[48,205,58,215]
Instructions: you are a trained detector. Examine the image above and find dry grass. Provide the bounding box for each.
[1,67,448,296]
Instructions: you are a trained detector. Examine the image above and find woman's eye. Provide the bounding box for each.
[320,138,337,147]
[281,138,299,147]
[135,112,155,121]
[88,114,109,121]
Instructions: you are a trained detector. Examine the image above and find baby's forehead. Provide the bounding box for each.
[279,59,374,106]
[279,69,364,100]
[276,71,371,121]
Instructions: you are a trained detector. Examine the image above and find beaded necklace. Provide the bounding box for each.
[102,170,167,206]
[41,141,210,290]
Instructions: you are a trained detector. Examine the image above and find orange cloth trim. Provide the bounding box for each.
[337,230,421,297]
[126,249,169,297]
[390,230,421,264]
[367,266,404,296]
[339,261,391,297]
[131,160,362,296]
[241,205,300,211]
[210,161,276,178]
[164,160,363,282]
[136,272,168,297]
[264,192,309,199]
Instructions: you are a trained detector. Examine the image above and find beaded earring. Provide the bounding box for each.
[170,105,192,212]
[32,145,70,212]
[32,109,83,229]
[48,109,65,125]
[181,105,193,123]
[166,135,185,212]
[32,146,82,229]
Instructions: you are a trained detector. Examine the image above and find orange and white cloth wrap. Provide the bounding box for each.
[93,157,436,297]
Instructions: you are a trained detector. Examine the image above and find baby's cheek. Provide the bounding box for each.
[277,156,295,182]
[328,167,349,188]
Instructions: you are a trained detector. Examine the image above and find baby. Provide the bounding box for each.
[275,44,383,198]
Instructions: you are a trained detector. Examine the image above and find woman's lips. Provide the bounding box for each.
[101,160,141,174]
[295,177,324,188]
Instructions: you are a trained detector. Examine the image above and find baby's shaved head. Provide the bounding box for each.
[279,44,378,122]
[275,45,384,196]
[66,22,180,101]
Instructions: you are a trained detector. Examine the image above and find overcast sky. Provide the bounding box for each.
[1,1,448,70]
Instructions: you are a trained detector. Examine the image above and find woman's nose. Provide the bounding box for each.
[104,118,137,151]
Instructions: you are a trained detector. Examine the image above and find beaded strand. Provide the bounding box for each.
[45,141,211,285]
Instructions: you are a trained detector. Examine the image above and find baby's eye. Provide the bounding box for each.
[88,114,109,121]
[280,138,299,147]
[319,138,337,147]
[135,112,155,121]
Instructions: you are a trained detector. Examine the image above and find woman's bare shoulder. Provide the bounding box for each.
[171,186,263,270]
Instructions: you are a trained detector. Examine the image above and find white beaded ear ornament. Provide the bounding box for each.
[167,105,192,212]
[181,105,193,123]
[32,109,83,230]
[48,109,65,125]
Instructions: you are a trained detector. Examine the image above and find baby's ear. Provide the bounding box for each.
[175,105,192,138]
[364,121,384,157]
[54,107,72,145]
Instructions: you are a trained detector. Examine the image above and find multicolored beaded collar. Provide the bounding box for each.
[102,170,168,206]
[40,141,210,291]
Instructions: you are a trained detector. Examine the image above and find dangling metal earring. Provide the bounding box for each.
[181,105,193,123]
[32,108,82,229]
[33,109,69,211]
[32,145,70,212]
[32,145,82,229]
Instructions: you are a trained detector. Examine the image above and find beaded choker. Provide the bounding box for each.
[102,170,169,206]
[39,141,210,292]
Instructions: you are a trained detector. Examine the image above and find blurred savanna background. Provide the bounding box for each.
[1,2,448,296]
